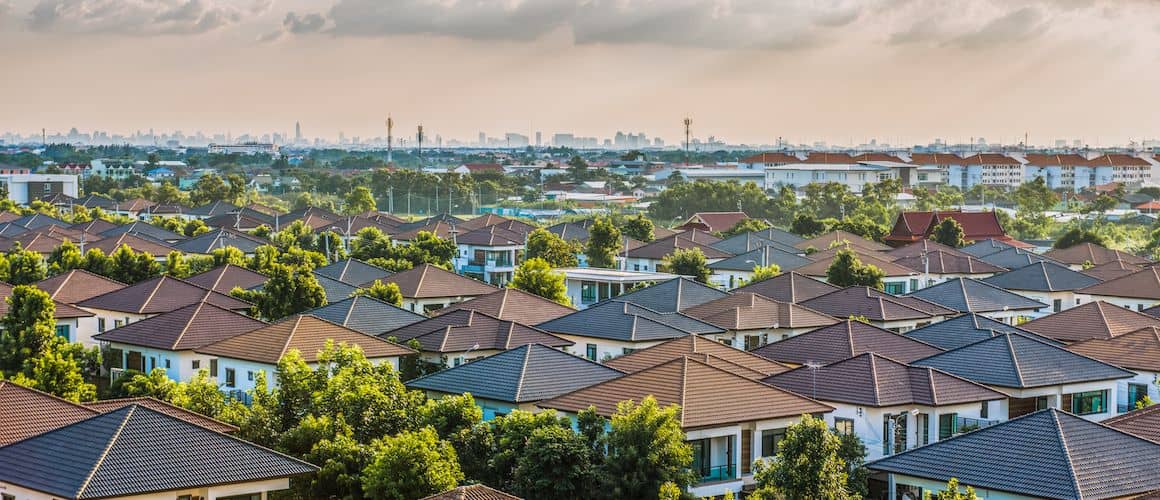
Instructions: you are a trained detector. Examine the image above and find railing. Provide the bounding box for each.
[110,367,127,382]
[955,416,1002,434]
[225,389,253,406]
[696,464,736,484]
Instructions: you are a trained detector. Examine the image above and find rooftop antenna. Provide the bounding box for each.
[386,116,394,164]
[683,117,692,166]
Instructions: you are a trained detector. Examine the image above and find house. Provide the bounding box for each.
[383,309,573,367]
[184,264,268,293]
[765,353,1008,460]
[0,405,317,500]
[313,258,394,286]
[868,408,1160,500]
[904,313,1057,351]
[750,319,943,367]
[84,396,239,434]
[731,271,841,303]
[555,267,680,310]
[1104,404,1160,442]
[407,343,624,420]
[610,276,729,313]
[891,248,1007,287]
[793,230,890,253]
[1043,242,1151,270]
[197,314,415,394]
[912,333,1135,420]
[35,269,126,345]
[676,211,750,233]
[453,224,527,286]
[708,246,813,290]
[604,335,790,379]
[0,380,101,447]
[795,247,921,294]
[172,228,269,255]
[982,261,1101,314]
[305,295,427,335]
[1077,267,1160,311]
[434,288,576,324]
[682,293,839,349]
[0,284,94,346]
[709,227,805,256]
[422,485,522,500]
[539,356,833,498]
[906,277,1047,324]
[92,302,267,383]
[99,221,185,244]
[975,246,1057,270]
[1017,300,1160,343]
[89,232,176,260]
[536,300,723,362]
[884,210,1011,247]
[622,234,732,273]
[1067,326,1160,414]
[801,287,954,332]
[1083,259,1141,282]
[386,263,498,314]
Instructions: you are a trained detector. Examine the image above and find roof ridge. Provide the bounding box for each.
[169,301,206,350]
[76,406,136,498]
[869,353,882,405]
[342,296,358,326]
[138,276,168,314]
[1052,410,1085,499]
[678,356,689,426]
[926,367,938,405]
[279,315,306,360]
[1005,334,1026,386]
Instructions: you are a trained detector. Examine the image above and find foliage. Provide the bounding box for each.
[13,338,98,402]
[659,247,711,283]
[621,215,656,242]
[189,174,242,205]
[170,369,228,417]
[801,183,860,220]
[924,478,979,500]
[1013,177,1060,214]
[514,424,598,499]
[510,258,570,305]
[586,217,622,269]
[646,180,771,223]
[106,244,162,284]
[47,239,84,275]
[931,218,966,248]
[350,227,456,269]
[658,482,683,500]
[0,285,57,376]
[721,218,771,238]
[832,213,888,242]
[345,186,377,214]
[825,249,885,289]
[602,396,694,499]
[791,214,827,237]
[749,264,781,284]
[355,279,404,306]
[231,263,326,320]
[362,427,464,500]
[751,415,854,500]
[525,228,580,267]
[1054,228,1107,249]
[7,243,46,285]
[836,431,869,498]
[913,186,965,212]
[109,367,177,400]
[164,251,192,278]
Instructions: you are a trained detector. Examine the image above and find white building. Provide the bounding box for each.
[0,173,79,204]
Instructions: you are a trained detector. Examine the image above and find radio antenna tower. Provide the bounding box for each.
[417,124,424,166]
[683,117,692,165]
[386,116,394,163]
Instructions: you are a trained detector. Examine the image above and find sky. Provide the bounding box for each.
[2,0,1160,147]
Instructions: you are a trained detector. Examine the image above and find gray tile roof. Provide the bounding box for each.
[406,343,624,403]
[186,200,241,217]
[708,246,812,272]
[976,247,1057,269]
[385,310,573,353]
[314,258,394,286]
[537,300,724,342]
[99,221,185,242]
[731,271,841,303]
[709,232,802,256]
[912,333,1135,388]
[904,313,1061,350]
[906,278,1047,313]
[306,295,426,335]
[172,228,268,254]
[802,286,945,322]
[0,405,317,499]
[607,277,729,313]
[959,238,1019,258]
[983,261,1101,292]
[868,409,1160,499]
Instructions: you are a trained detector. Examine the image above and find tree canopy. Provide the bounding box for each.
[825,249,885,289]
[510,258,570,305]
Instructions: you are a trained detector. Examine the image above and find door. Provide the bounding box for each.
[126,351,144,371]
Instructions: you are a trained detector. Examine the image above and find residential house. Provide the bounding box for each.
[883,210,1011,247]
[904,313,1055,351]
[434,288,576,324]
[623,234,732,273]
[801,287,953,332]
[555,267,680,310]
[750,319,943,367]
[906,277,1047,324]
[1043,242,1151,270]
[1083,259,1141,282]
[35,269,126,345]
[383,309,573,367]
[796,247,921,294]
[765,353,1008,460]
[682,293,839,348]
[172,227,268,255]
[1068,326,1160,413]
[604,335,790,379]
[305,295,427,335]
[982,261,1101,314]
[407,343,624,420]
[539,356,833,498]
[1018,300,1160,344]
[537,300,723,362]
[184,264,268,293]
[676,211,750,233]
[0,282,95,345]
[453,224,527,286]
[386,263,498,314]
[708,246,813,290]
[891,248,1006,287]
[185,200,241,220]
[731,271,841,303]
[314,258,394,286]
[610,276,729,313]
[1077,267,1160,311]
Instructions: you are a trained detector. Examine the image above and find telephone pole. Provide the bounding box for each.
[386,116,394,163]
[417,124,424,167]
[683,117,692,165]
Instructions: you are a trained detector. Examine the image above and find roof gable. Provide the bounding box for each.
[435,288,576,324]
[92,302,266,351]
[904,313,1059,350]
[801,287,941,322]
[387,263,497,298]
[77,275,253,314]
[982,261,1100,292]
[913,333,1134,388]
[184,264,268,293]
[1080,267,1160,300]
[1019,301,1160,342]
[36,269,127,304]
[611,277,729,313]
[604,335,790,378]
[682,293,838,330]
[732,271,841,303]
[1044,243,1150,266]
[750,319,943,365]
[906,278,1047,313]
[306,295,427,335]
[313,258,394,286]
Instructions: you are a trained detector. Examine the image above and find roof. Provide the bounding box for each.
[709,231,803,256]
[682,293,838,330]
[707,245,812,272]
[1104,404,1160,443]
[185,200,241,217]
[976,246,1057,269]
[536,300,722,342]
[885,210,1010,244]
[0,405,317,499]
[1025,153,1089,166]
[741,152,801,164]
[172,228,268,254]
[1083,259,1142,282]
[36,269,127,304]
[0,380,99,446]
[455,214,535,234]
[197,314,414,364]
[538,356,832,430]
[796,247,919,278]
[892,249,1007,275]
[765,353,1006,407]
[90,232,176,257]
[307,273,359,303]
[407,343,623,403]
[961,153,1020,165]
[604,335,790,379]
[676,211,749,233]
[731,271,841,303]
[912,333,1134,389]
[1088,153,1152,167]
[386,263,497,299]
[868,408,1160,499]
[625,234,732,260]
[0,282,93,319]
[1045,243,1151,266]
[609,277,729,313]
[960,238,1020,257]
[421,484,523,500]
[83,397,239,434]
[794,230,890,252]
[184,264,267,293]
[906,277,1047,313]
[750,320,943,365]
[1067,326,1160,372]
[92,302,266,351]
[1019,301,1160,343]
[455,224,529,247]
[385,309,573,353]
[1080,267,1160,300]
[78,275,252,314]
[801,286,947,322]
[99,221,185,242]
[884,239,974,260]
[313,258,394,286]
[982,261,1101,291]
[435,288,576,324]
[546,221,590,243]
[904,313,1059,351]
[305,295,427,335]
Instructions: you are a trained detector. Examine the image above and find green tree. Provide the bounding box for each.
[659,247,711,283]
[488,410,574,492]
[924,478,979,500]
[791,214,827,237]
[355,279,404,306]
[0,285,57,376]
[603,396,694,499]
[12,338,98,402]
[658,482,683,500]
[420,394,483,439]
[833,214,889,242]
[47,239,84,275]
[621,215,655,242]
[931,218,966,248]
[170,369,227,417]
[81,248,110,276]
[514,425,597,499]
[836,431,869,498]
[525,228,580,268]
[361,427,464,500]
[190,174,234,205]
[231,263,326,320]
[721,218,772,238]
[749,264,781,284]
[351,227,393,260]
[585,217,622,269]
[106,244,161,284]
[825,249,885,289]
[1013,177,1060,214]
[752,414,853,500]
[510,258,569,305]
[110,367,178,400]
[1054,227,1107,249]
[7,242,46,285]
[345,186,378,214]
[164,251,191,278]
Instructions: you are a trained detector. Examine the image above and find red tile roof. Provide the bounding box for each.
[36,269,127,304]
[740,152,801,164]
[885,210,1010,245]
[676,212,750,233]
[0,381,99,446]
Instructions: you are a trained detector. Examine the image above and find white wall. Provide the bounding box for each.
[550,333,666,363]
[1081,294,1160,313]
[0,478,289,500]
[818,401,1003,461]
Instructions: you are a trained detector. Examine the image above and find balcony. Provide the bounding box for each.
[696,464,736,484]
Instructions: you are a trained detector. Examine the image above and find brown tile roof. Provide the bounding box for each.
[796,248,919,278]
[885,240,974,260]
[1082,260,1142,282]
[0,380,99,446]
[801,287,944,322]
[1024,153,1089,167]
[682,293,838,331]
[1044,243,1150,266]
[1079,267,1160,301]
[852,152,906,163]
[8,232,67,253]
[393,220,458,240]
[37,269,127,304]
[740,152,801,164]
[184,264,268,293]
[1087,154,1152,167]
[92,302,266,351]
[604,335,790,379]
[908,153,963,166]
[892,250,1007,275]
[421,484,523,500]
[0,282,93,319]
[197,314,414,364]
[455,225,528,247]
[731,271,841,303]
[750,319,943,365]
[1066,326,1160,372]
[435,288,576,324]
[1018,301,1160,343]
[84,397,239,434]
[764,353,1006,407]
[1104,405,1160,443]
[885,211,1011,245]
[676,212,749,233]
[90,233,175,257]
[455,214,536,234]
[384,309,572,353]
[625,234,732,260]
[803,152,857,164]
[77,275,253,314]
[794,230,890,252]
[539,356,831,430]
[386,263,497,299]
[961,153,1020,165]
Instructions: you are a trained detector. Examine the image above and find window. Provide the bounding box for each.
[744,334,766,351]
[113,319,123,329]
[883,282,905,295]
[918,413,930,446]
[884,414,908,455]
[760,428,786,458]
[909,279,919,292]
[248,371,255,381]
[164,359,171,369]
[5,494,17,500]
[622,347,636,355]
[1071,390,1108,415]
[581,281,597,304]
[209,358,218,377]
[938,413,958,440]
[55,324,70,340]
[224,368,236,388]
[719,338,733,347]
[1035,396,1050,411]
[1129,383,1150,408]
[1053,299,1062,313]
[585,344,597,361]
[98,318,106,332]
[192,360,200,370]
[833,418,854,436]
[980,401,989,419]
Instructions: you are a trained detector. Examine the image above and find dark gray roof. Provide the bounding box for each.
[904,313,1062,350]
[732,271,841,303]
[406,343,624,403]
[960,238,1020,258]
[912,333,1134,388]
[248,272,357,304]
[306,295,426,335]
[868,409,1160,499]
[99,221,185,242]
[983,261,1100,292]
[172,228,267,254]
[186,200,241,217]
[10,213,69,230]
[708,246,812,272]
[906,278,1047,313]
[314,259,394,286]
[977,247,1057,269]
[607,277,729,313]
[709,232,802,256]
[0,405,316,499]
[537,300,722,342]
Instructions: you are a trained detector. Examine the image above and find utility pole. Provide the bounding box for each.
[683,117,692,165]
[417,124,424,167]
[386,116,394,164]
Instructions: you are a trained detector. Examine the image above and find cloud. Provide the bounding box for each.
[24,0,264,35]
[950,6,1047,49]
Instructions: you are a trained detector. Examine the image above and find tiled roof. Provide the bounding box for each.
[99,221,185,242]
[0,381,99,446]
[802,287,945,322]
[36,269,127,304]
[1025,153,1089,166]
[707,245,812,272]
[961,153,1020,165]
[794,230,890,252]
[392,220,458,240]
[1104,405,1160,443]
[7,231,66,253]
[197,314,414,364]
[1088,153,1152,167]
[84,397,239,434]
[1080,267,1160,300]
[10,213,69,230]
[709,232,803,256]
[610,277,729,313]
[435,288,576,324]
[0,282,93,319]
[78,275,252,314]
[455,214,536,234]
[172,228,268,254]
[868,409,1160,499]
[0,405,317,499]
[71,218,119,235]
[1019,301,1160,343]
[912,333,1134,388]
[455,224,529,247]
[604,335,790,379]
[906,277,1047,313]
[407,344,623,403]
[960,238,1020,258]
[386,263,497,299]
[1083,259,1142,282]
[741,152,801,164]
[1044,243,1151,266]
[537,300,722,342]
[90,232,176,257]
[184,264,268,293]
[885,240,974,260]
[731,271,841,303]
[682,293,838,330]
[306,295,427,335]
[982,261,1101,291]
[765,353,1006,407]
[313,258,394,286]
[796,247,919,278]
[545,222,590,243]
[185,200,241,217]
[803,152,857,164]
[539,356,832,430]
[677,211,749,233]
[892,250,1007,275]
[885,211,1009,244]
[750,320,943,366]
[976,246,1057,269]
[92,302,266,351]
[625,234,732,260]
[385,309,573,353]
[904,313,1058,350]
[1067,326,1160,372]
[309,273,359,303]
[421,484,523,500]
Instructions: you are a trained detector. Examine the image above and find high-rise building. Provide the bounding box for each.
[478,132,486,146]
[535,131,542,147]
[294,121,302,143]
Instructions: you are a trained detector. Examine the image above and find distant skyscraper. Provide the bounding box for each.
[478,132,486,147]
[294,121,302,143]
[535,131,542,147]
